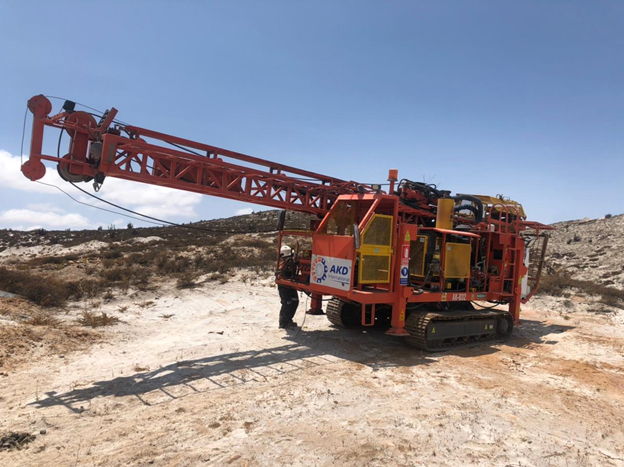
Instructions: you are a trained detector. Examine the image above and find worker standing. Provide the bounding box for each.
[277,246,299,329]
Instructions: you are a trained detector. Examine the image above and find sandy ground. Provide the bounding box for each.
[1,277,623,467]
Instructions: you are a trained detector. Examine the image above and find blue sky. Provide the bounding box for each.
[0,1,622,230]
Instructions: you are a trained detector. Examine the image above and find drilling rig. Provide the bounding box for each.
[21,95,552,351]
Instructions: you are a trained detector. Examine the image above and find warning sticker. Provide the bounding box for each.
[399,244,410,286]
[400,266,409,285]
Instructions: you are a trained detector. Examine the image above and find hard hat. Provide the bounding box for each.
[280,246,293,257]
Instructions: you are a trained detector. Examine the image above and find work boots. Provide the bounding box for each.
[279,321,298,329]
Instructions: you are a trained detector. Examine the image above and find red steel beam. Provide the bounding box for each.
[21,95,376,216]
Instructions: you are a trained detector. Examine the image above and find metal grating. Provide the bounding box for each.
[360,254,391,283]
[362,215,392,246]
[322,201,355,236]
[409,236,428,277]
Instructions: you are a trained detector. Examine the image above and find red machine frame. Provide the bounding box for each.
[21,95,553,341]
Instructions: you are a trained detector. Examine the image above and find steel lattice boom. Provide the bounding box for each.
[21,95,375,215]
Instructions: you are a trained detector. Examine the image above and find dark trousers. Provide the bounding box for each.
[278,285,299,325]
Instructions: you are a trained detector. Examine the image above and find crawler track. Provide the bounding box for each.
[405,309,514,351]
[326,299,343,326]
[326,298,359,328]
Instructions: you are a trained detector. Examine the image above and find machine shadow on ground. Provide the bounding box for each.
[509,318,575,348]
[30,332,434,413]
[29,317,572,413]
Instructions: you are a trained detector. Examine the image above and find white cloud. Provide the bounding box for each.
[2,149,202,223]
[88,177,202,219]
[111,218,126,228]
[0,209,90,228]
[0,150,66,194]
[25,203,66,213]
[235,207,254,216]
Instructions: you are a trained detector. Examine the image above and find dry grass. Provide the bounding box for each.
[1,215,283,311]
[0,324,37,363]
[231,237,271,249]
[103,241,277,277]
[539,274,624,309]
[70,279,105,300]
[202,244,276,273]
[25,313,60,327]
[77,311,120,327]
[0,267,108,307]
[26,253,81,266]
[0,321,97,370]
[0,267,71,307]
[176,271,199,289]
[600,295,623,308]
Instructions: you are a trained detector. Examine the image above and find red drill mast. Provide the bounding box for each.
[21,95,375,215]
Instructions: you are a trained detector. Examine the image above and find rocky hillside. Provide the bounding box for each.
[544,214,624,291]
[0,210,313,252]
[1,210,622,308]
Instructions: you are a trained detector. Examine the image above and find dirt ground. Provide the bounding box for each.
[1,276,623,466]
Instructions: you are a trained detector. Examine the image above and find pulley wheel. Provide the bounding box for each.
[58,154,93,183]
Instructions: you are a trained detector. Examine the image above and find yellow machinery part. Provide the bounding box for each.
[444,242,471,279]
[436,198,454,230]
[358,214,393,284]
[467,194,526,219]
[360,254,391,283]
[361,214,393,246]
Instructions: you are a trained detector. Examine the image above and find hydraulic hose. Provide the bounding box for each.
[454,204,479,220]
[453,194,484,223]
